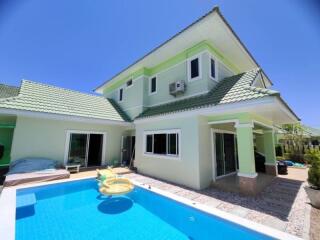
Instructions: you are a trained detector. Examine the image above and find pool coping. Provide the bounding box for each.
[0,176,303,240]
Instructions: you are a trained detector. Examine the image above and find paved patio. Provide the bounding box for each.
[122,168,310,239]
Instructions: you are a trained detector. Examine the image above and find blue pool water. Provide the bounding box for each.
[16,179,273,240]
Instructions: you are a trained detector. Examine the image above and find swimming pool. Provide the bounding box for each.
[14,178,294,240]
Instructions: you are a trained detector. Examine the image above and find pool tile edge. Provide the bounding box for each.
[0,187,16,240]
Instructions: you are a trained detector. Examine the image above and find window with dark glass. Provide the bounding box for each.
[150,77,157,93]
[190,58,199,79]
[119,88,123,101]
[126,79,133,87]
[168,133,178,155]
[145,132,179,157]
[153,134,167,154]
[146,135,153,153]
[210,58,216,79]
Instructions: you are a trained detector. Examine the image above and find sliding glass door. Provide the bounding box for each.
[67,132,104,167]
[215,132,238,178]
[68,134,88,167]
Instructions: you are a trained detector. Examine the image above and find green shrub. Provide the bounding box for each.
[290,153,304,163]
[304,153,314,164]
[275,145,283,156]
[283,153,291,160]
[308,153,320,189]
[276,156,286,161]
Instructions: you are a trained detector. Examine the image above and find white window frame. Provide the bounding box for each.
[143,129,181,160]
[209,55,218,82]
[63,130,107,167]
[149,75,157,95]
[126,79,133,88]
[187,54,202,82]
[118,87,124,102]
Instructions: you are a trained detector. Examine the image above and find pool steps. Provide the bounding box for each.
[16,193,36,208]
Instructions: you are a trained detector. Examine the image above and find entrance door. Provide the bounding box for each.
[66,132,104,167]
[214,132,237,178]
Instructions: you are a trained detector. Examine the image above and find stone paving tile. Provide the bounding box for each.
[126,172,310,238]
[229,206,249,218]
[262,215,288,231]
[200,198,222,208]
[175,189,202,200]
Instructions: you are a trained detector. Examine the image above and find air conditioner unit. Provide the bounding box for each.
[169,81,186,96]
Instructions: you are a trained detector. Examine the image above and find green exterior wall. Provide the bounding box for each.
[102,41,239,94]
[263,131,276,164]
[236,126,256,175]
[255,134,264,153]
[11,116,129,165]
[103,41,235,119]
[197,116,213,188]
[135,116,204,189]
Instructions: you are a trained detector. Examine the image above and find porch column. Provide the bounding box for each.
[263,130,278,176]
[236,123,257,195]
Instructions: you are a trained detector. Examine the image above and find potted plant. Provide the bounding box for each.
[305,153,320,208]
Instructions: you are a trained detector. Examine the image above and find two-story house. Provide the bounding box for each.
[0,7,299,194]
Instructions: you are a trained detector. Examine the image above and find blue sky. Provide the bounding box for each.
[0,0,319,127]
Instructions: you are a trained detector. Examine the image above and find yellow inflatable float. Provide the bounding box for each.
[96,168,134,196]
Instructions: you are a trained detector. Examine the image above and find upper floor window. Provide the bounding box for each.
[118,88,123,102]
[126,79,133,87]
[149,76,157,94]
[188,56,201,81]
[210,58,216,80]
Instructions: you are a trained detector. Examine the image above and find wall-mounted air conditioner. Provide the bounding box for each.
[169,81,186,97]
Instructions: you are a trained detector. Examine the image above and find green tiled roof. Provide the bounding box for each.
[0,84,20,99]
[0,80,128,122]
[137,68,279,119]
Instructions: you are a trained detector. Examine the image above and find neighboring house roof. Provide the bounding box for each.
[95,6,272,94]
[0,84,20,99]
[303,125,320,137]
[0,80,130,122]
[137,68,279,119]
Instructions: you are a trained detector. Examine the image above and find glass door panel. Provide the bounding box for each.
[224,133,236,174]
[67,133,88,167]
[87,134,103,167]
[215,132,238,177]
[215,133,224,177]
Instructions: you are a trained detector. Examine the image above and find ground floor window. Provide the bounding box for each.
[144,130,180,158]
